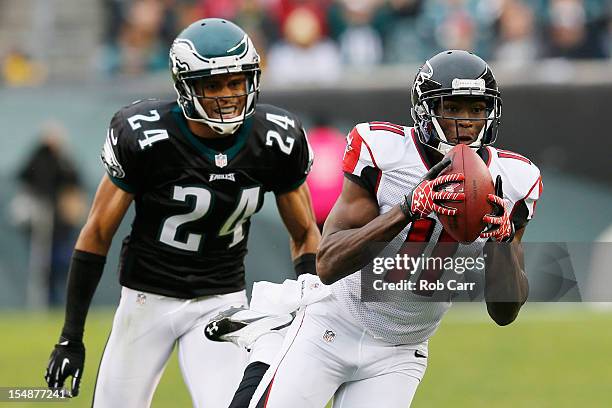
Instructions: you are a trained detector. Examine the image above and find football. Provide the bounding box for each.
[437,144,495,243]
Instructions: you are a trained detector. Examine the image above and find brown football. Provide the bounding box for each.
[437,144,495,243]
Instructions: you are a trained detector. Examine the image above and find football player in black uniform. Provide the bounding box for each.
[44,18,320,407]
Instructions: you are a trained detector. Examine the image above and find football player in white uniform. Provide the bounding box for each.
[208,50,542,407]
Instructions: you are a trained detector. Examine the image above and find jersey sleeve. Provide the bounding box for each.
[509,162,542,230]
[100,109,143,193]
[272,123,314,194]
[342,124,380,196]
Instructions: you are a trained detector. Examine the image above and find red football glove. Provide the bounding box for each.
[480,176,515,242]
[401,157,465,220]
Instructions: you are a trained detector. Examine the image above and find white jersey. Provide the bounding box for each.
[331,121,542,345]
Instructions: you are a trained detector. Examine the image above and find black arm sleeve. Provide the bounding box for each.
[511,200,530,231]
[343,165,380,197]
[60,250,106,342]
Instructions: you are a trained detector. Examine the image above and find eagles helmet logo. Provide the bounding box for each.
[170,49,190,77]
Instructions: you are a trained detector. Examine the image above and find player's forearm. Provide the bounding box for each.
[289,223,321,277]
[483,241,529,326]
[317,206,410,284]
[74,218,117,255]
[289,223,321,259]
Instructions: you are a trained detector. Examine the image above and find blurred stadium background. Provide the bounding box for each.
[1,0,611,406]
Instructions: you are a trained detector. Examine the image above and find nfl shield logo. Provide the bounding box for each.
[323,329,336,343]
[215,153,228,168]
[136,293,147,305]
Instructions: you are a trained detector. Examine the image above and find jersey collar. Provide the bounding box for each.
[172,105,252,164]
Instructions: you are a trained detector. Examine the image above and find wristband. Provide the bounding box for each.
[399,195,416,222]
[293,253,316,277]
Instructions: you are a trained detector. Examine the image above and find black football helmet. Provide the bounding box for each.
[411,50,502,154]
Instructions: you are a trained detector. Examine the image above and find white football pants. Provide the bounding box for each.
[249,295,428,408]
[92,286,248,408]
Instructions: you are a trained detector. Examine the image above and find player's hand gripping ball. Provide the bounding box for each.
[480,175,515,242]
[401,156,465,220]
[436,144,495,243]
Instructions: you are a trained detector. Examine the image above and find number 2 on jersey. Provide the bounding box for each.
[159,186,261,251]
[265,113,295,155]
[127,110,170,150]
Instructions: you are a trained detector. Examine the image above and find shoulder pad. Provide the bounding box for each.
[487,146,541,203]
[111,99,174,151]
[343,122,411,172]
[254,104,303,134]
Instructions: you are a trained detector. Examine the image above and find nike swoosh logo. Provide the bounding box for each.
[61,358,70,373]
[59,340,69,346]
[414,350,427,358]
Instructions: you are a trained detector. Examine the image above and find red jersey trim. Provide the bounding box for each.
[496,148,532,165]
[374,170,383,195]
[369,121,404,131]
[362,138,379,169]
[523,175,542,200]
[369,125,405,136]
[411,129,431,170]
[342,127,364,174]
[485,146,493,167]
[262,309,307,407]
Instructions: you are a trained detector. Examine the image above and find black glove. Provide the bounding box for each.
[44,337,85,397]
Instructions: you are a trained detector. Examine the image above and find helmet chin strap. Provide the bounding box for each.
[431,117,453,155]
[430,116,486,155]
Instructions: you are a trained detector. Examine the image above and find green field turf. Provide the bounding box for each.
[1,304,611,407]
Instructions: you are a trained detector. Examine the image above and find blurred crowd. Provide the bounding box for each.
[94,0,611,82]
[1,0,611,86]
[11,122,86,308]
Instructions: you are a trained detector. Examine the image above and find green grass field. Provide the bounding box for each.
[1,304,611,407]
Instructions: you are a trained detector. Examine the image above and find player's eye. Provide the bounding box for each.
[472,106,486,115]
[445,106,459,114]
[229,80,244,89]
[203,82,221,92]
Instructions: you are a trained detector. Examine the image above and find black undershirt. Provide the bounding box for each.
[197,133,238,151]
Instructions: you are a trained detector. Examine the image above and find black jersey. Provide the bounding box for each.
[100,99,313,298]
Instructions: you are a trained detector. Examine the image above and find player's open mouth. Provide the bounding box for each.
[215,106,239,118]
